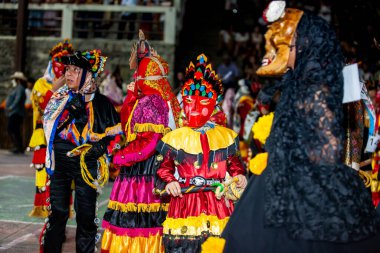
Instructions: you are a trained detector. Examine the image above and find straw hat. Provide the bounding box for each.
[10,71,27,81]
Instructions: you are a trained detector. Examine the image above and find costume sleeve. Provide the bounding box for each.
[227,155,246,177]
[40,90,53,110]
[157,154,177,183]
[113,132,162,166]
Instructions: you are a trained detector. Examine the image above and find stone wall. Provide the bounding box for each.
[0,37,175,101]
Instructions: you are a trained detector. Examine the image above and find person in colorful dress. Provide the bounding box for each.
[232,79,256,165]
[101,30,180,253]
[28,39,74,218]
[220,1,380,252]
[156,54,247,253]
[40,49,120,253]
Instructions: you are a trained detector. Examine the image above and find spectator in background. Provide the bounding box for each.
[217,54,240,91]
[175,71,185,107]
[242,51,259,81]
[360,62,373,82]
[118,0,137,39]
[218,24,234,56]
[318,1,331,23]
[222,88,235,128]
[25,77,34,107]
[233,26,249,57]
[374,60,380,84]
[100,66,124,106]
[367,83,378,112]
[251,25,263,54]
[113,65,124,90]
[5,71,27,154]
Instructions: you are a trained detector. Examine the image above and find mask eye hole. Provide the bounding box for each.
[200,99,210,105]
[185,98,193,103]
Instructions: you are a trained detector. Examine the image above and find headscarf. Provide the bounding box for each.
[263,12,380,242]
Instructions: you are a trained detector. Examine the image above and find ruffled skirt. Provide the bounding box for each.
[222,169,380,253]
[101,155,167,253]
[163,191,234,253]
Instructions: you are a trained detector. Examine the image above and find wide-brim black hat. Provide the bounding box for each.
[61,50,92,71]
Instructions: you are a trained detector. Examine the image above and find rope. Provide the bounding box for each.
[69,144,109,190]
[359,169,372,188]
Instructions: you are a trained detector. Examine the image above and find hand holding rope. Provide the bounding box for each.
[67,144,109,191]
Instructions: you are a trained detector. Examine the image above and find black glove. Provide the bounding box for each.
[66,94,86,119]
[86,137,111,159]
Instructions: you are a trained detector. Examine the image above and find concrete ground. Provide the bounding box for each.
[0,150,113,252]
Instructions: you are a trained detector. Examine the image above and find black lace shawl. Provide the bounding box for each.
[264,13,380,242]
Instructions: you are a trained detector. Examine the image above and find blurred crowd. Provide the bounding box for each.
[197,0,380,166]
[0,0,173,39]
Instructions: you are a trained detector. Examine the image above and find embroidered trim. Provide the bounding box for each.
[134,123,171,135]
[107,200,169,213]
[156,137,239,168]
[163,214,229,237]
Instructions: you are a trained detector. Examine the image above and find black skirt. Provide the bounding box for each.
[222,169,380,253]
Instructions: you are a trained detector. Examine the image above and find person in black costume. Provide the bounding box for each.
[40,50,121,253]
[220,2,380,253]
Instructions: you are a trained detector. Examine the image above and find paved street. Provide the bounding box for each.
[0,150,113,252]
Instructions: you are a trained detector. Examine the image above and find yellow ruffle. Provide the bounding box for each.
[125,100,139,143]
[29,128,47,148]
[201,237,226,253]
[163,214,229,237]
[101,228,164,253]
[108,200,169,213]
[239,141,248,159]
[371,156,379,193]
[252,112,274,145]
[372,179,380,193]
[134,123,171,135]
[30,78,52,129]
[161,126,237,155]
[249,152,268,175]
[238,95,254,108]
[35,168,47,187]
[29,206,49,218]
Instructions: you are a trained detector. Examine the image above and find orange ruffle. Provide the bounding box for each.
[29,206,49,218]
[101,229,164,253]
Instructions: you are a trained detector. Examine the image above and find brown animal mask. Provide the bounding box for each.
[256,8,304,77]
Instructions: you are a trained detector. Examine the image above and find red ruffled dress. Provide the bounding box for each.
[156,123,246,252]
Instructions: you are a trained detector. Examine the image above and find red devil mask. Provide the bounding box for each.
[49,39,74,79]
[182,54,223,128]
[183,95,216,128]
[52,60,65,78]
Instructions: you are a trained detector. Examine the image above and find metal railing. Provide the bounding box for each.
[0,3,176,44]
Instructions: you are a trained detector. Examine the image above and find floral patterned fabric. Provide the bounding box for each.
[131,94,169,130]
